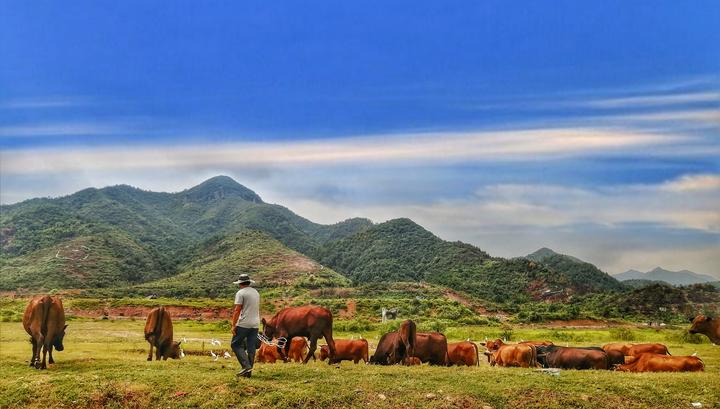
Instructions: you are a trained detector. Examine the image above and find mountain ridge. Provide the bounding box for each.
[613,267,716,286]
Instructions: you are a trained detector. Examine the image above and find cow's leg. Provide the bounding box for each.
[304,335,318,364]
[321,329,337,364]
[156,344,162,361]
[40,343,49,369]
[29,338,37,367]
[147,337,155,361]
[34,335,45,369]
[48,345,54,364]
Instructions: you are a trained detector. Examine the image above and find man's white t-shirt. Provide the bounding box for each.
[234,287,260,329]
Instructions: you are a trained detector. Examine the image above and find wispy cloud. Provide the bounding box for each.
[0,122,124,138]
[0,96,88,110]
[585,91,720,109]
[0,127,697,174]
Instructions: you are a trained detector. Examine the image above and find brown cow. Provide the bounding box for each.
[519,340,554,346]
[405,357,422,365]
[447,341,480,366]
[23,295,67,369]
[256,342,283,363]
[288,337,309,363]
[261,306,336,364]
[602,342,669,356]
[144,307,182,361]
[689,315,720,344]
[370,331,403,365]
[319,339,369,364]
[485,344,537,368]
[617,353,704,372]
[536,346,607,370]
[413,332,449,366]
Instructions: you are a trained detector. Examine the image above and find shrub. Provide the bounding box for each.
[500,324,513,341]
[609,327,636,341]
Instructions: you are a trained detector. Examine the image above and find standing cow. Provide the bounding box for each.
[689,315,720,344]
[144,307,182,361]
[23,295,67,369]
[261,306,336,364]
[448,341,480,366]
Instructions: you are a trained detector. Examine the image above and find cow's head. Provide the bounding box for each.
[261,317,278,339]
[54,324,68,351]
[481,339,504,351]
[689,315,712,335]
[319,345,330,361]
[167,341,183,359]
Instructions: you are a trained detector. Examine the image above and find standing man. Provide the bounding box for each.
[230,273,260,378]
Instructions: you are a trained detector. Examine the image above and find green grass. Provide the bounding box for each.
[1,320,718,408]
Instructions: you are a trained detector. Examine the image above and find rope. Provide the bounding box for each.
[257,333,288,349]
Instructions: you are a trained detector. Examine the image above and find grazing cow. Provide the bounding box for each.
[536,346,607,370]
[256,342,283,363]
[319,339,369,364]
[413,332,449,366]
[23,295,67,369]
[370,331,403,365]
[485,344,538,368]
[144,307,182,361]
[399,320,416,364]
[288,337,309,363]
[602,342,669,356]
[689,315,720,345]
[617,353,704,372]
[447,341,480,366]
[261,306,336,364]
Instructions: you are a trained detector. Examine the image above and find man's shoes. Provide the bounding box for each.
[236,367,253,378]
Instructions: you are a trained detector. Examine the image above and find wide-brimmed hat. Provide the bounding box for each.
[232,274,255,285]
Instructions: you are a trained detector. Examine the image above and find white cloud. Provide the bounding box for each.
[586,91,720,108]
[0,127,694,175]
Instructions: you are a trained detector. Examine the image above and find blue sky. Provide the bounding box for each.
[1,1,719,276]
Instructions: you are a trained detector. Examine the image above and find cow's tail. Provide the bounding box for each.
[40,296,53,336]
[147,307,165,341]
[472,342,480,366]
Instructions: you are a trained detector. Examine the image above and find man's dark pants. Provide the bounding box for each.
[231,327,259,370]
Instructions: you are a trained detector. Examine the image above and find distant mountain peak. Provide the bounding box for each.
[527,247,582,263]
[181,176,263,203]
[614,267,716,286]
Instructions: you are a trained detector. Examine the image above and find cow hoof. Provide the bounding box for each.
[34,362,42,369]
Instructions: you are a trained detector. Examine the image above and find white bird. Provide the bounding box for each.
[691,352,698,357]
[211,339,221,347]
[223,351,231,359]
[180,349,185,358]
[210,350,218,361]
[182,337,188,343]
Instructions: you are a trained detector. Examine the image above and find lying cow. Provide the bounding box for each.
[519,340,554,346]
[536,346,607,370]
[617,353,704,372]
[144,307,182,361]
[447,341,479,366]
[602,342,669,357]
[413,332,449,366]
[689,315,720,345]
[485,344,538,368]
[23,295,67,369]
[288,337,309,363]
[319,339,369,364]
[257,337,308,363]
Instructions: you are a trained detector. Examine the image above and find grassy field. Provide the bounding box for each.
[1,319,718,409]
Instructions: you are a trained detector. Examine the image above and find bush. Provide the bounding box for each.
[609,327,636,341]
[500,324,513,341]
[417,319,448,333]
[335,318,373,332]
[665,330,708,345]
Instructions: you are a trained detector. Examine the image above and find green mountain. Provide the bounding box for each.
[316,218,581,304]
[0,176,371,290]
[526,248,624,293]
[613,267,717,286]
[135,230,350,297]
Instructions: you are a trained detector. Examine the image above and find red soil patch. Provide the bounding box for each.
[68,305,233,320]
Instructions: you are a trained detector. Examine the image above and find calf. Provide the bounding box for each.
[320,339,369,364]
[447,341,479,366]
[288,337,309,363]
[256,342,283,363]
[617,353,704,372]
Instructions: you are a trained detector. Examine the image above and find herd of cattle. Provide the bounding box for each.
[22,296,720,374]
